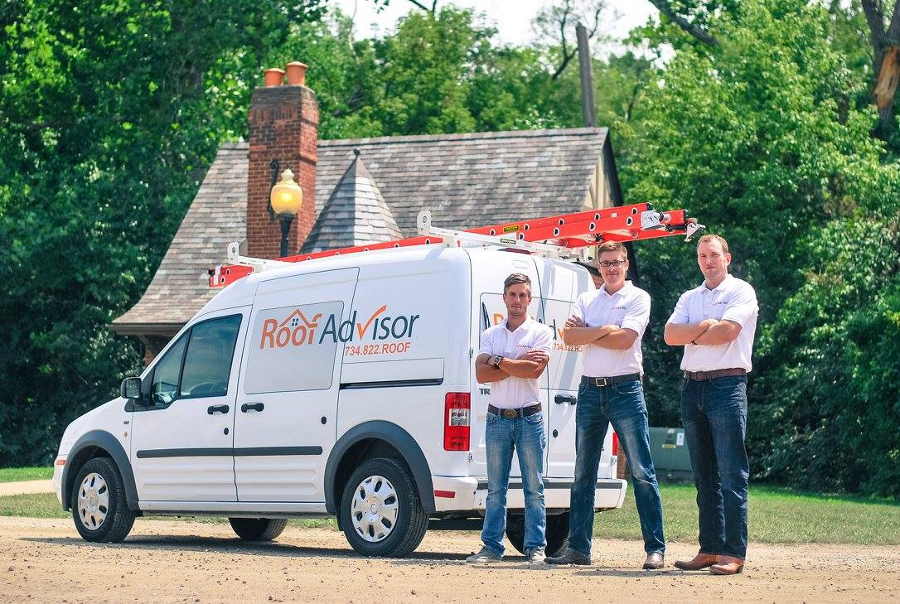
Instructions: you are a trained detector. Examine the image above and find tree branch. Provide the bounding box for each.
[406,0,434,13]
[887,0,900,42]
[648,0,719,46]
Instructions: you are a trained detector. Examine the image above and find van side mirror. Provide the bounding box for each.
[120,377,143,400]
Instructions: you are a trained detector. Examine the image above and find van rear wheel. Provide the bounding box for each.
[505,510,569,557]
[339,457,427,557]
[228,518,288,541]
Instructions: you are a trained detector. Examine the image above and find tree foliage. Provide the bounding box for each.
[0,0,325,466]
[621,0,900,496]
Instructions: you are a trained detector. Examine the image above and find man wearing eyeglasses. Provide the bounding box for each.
[665,234,757,576]
[547,241,666,570]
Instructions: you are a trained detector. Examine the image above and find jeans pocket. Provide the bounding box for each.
[524,411,544,425]
[486,412,498,425]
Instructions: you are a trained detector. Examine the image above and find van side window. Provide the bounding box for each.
[150,335,188,407]
[180,314,242,399]
[244,301,342,394]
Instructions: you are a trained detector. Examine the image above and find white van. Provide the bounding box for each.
[53,245,627,556]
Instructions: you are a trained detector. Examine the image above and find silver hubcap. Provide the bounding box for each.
[350,474,399,543]
[77,472,109,530]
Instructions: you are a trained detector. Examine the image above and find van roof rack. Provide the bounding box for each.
[209,202,704,288]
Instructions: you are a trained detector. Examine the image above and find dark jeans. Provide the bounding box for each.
[680,375,749,559]
[568,377,666,556]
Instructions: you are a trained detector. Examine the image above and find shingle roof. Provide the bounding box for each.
[113,127,614,332]
[301,151,402,253]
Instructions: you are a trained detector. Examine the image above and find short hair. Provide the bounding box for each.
[503,273,531,292]
[697,234,730,255]
[595,241,627,259]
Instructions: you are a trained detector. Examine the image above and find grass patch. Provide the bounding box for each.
[0,467,52,482]
[3,484,896,545]
[598,482,900,545]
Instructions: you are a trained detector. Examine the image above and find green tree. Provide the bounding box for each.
[619,0,899,496]
[0,0,325,466]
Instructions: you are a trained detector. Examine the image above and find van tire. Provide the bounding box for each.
[505,510,569,557]
[228,518,288,541]
[71,457,135,543]
[339,457,427,557]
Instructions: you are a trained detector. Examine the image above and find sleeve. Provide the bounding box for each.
[571,292,587,323]
[532,325,554,353]
[721,282,758,327]
[478,327,495,356]
[667,291,691,325]
[620,290,651,337]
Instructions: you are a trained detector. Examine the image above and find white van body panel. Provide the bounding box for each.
[56,243,627,530]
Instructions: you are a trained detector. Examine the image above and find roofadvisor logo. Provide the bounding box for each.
[260,305,421,350]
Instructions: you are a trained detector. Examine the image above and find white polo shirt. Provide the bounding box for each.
[571,281,650,377]
[479,318,553,409]
[667,274,758,372]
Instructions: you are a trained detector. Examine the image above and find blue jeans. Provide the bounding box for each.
[680,375,749,559]
[569,378,666,556]
[481,410,546,555]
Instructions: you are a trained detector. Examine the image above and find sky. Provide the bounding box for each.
[332,0,659,50]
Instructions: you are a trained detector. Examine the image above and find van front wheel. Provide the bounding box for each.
[71,457,135,543]
[339,457,427,557]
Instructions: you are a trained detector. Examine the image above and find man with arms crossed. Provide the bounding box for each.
[547,242,666,569]
[467,273,553,564]
[664,234,758,575]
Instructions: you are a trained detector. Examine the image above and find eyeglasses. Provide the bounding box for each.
[597,259,627,269]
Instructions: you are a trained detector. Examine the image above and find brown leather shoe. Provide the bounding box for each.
[709,555,744,575]
[674,552,719,570]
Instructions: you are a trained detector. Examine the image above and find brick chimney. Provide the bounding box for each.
[247,62,317,258]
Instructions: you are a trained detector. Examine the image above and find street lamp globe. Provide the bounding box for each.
[270,169,303,216]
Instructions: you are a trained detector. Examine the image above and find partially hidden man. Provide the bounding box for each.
[664,234,758,576]
[466,273,553,565]
[547,241,666,570]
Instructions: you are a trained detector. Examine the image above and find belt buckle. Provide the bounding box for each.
[501,409,518,419]
[594,377,609,387]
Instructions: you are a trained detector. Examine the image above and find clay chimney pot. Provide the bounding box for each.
[285,62,308,86]
[263,68,285,87]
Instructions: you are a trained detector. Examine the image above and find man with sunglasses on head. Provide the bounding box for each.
[547,241,666,570]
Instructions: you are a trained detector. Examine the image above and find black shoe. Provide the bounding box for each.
[546,548,591,565]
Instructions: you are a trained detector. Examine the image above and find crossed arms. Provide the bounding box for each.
[560,316,638,350]
[664,318,741,346]
[475,350,550,383]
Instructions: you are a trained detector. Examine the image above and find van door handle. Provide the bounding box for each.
[207,404,229,415]
[241,402,264,413]
[554,394,576,405]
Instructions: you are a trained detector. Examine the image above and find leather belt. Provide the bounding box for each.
[488,404,542,419]
[581,373,641,388]
[685,368,747,381]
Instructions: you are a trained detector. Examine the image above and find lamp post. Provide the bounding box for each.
[270,168,303,257]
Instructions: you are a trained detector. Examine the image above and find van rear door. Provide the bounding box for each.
[534,260,589,478]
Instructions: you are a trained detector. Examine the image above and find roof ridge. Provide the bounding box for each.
[320,127,607,147]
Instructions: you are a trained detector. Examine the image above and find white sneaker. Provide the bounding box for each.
[466,546,503,563]
[527,547,547,564]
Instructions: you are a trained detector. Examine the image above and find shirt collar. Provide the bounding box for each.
[699,273,733,294]
[600,280,632,298]
[504,317,533,333]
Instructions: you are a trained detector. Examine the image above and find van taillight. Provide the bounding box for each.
[612,431,619,456]
[444,393,470,451]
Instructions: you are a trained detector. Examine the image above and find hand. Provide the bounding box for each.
[699,318,718,330]
[522,350,549,364]
[565,315,585,328]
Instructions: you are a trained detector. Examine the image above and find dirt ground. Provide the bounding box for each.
[1,516,897,603]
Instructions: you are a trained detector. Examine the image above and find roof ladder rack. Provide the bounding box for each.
[209,202,703,287]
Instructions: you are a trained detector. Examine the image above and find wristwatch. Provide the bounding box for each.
[491,355,504,369]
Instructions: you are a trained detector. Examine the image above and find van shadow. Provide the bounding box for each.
[20,535,471,562]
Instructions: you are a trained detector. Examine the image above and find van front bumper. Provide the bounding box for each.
[430,476,627,512]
